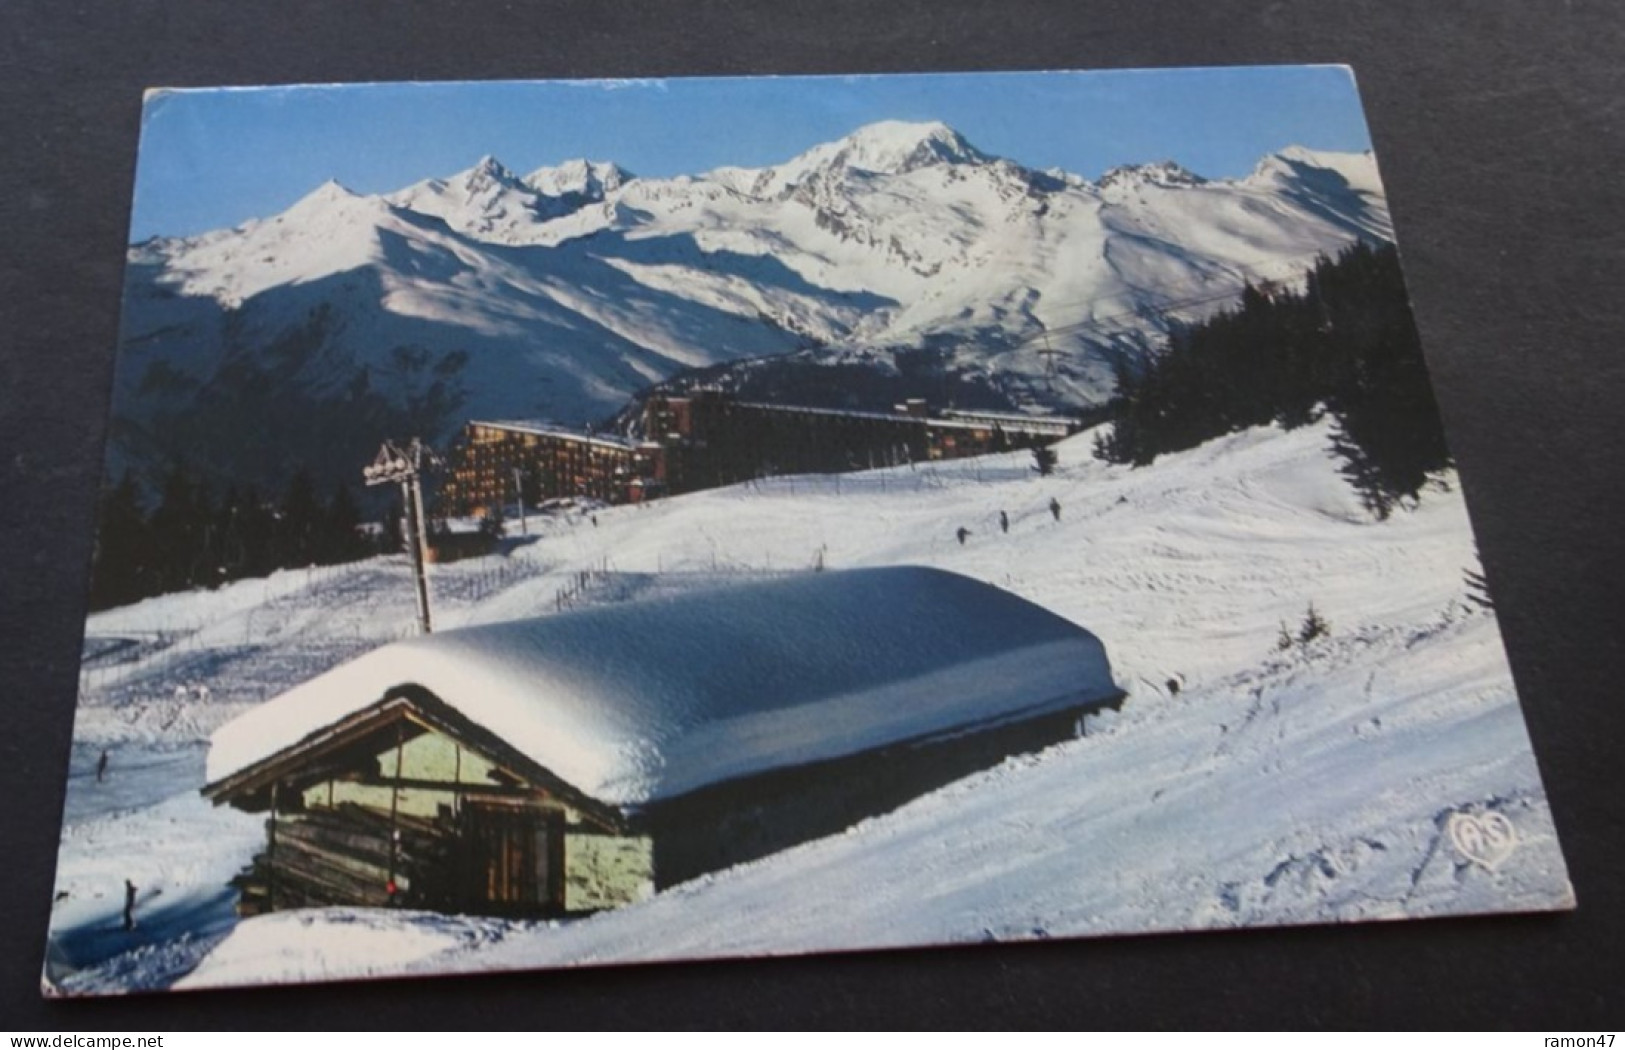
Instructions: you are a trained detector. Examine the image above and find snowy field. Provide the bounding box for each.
[44,420,1573,994]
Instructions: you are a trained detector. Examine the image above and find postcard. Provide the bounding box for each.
[43,68,1573,995]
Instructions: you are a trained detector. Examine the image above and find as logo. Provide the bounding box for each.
[1447,810,1518,871]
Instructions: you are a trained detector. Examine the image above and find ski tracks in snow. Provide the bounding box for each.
[52,420,1573,990]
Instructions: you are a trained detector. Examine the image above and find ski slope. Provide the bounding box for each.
[45,420,1573,993]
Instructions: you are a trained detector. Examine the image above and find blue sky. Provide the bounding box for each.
[130,67,1373,240]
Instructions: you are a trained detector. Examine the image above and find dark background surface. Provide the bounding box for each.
[2,0,1621,1029]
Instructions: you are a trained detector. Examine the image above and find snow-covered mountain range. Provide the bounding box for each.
[114,120,1390,489]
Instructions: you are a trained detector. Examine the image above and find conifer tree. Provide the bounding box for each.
[322,483,368,564]
[277,468,322,567]
[191,478,218,588]
[237,486,278,578]
[148,464,201,593]
[88,472,152,609]
[1091,241,1451,517]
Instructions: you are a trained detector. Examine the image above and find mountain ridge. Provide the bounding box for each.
[115,121,1391,492]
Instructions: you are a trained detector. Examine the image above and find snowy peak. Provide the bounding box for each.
[1097,160,1206,191]
[1276,144,1329,165]
[248,177,399,247]
[304,178,359,202]
[281,178,371,220]
[813,120,990,176]
[386,155,634,239]
[524,159,633,200]
[132,178,411,309]
[403,154,533,203]
[463,154,527,193]
[729,120,998,199]
[1241,146,1389,240]
[1248,146,1382,197]
[387,155,564,238]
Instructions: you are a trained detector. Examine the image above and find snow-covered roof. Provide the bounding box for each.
[205,567,1119,808]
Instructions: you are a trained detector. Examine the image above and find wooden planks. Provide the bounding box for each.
[234,802,457,913]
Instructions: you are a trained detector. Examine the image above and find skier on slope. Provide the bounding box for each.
[1049,497,1062,522]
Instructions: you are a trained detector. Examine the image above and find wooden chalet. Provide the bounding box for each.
[202,567,1124,919]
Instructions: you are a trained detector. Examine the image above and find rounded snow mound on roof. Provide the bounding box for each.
[206,566,1119,806]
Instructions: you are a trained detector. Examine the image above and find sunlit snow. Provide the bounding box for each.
[46,419,1572,994]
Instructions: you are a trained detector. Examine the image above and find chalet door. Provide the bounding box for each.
[463,802,562,914]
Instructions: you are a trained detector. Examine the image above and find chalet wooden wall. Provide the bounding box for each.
[235,723,655,918]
